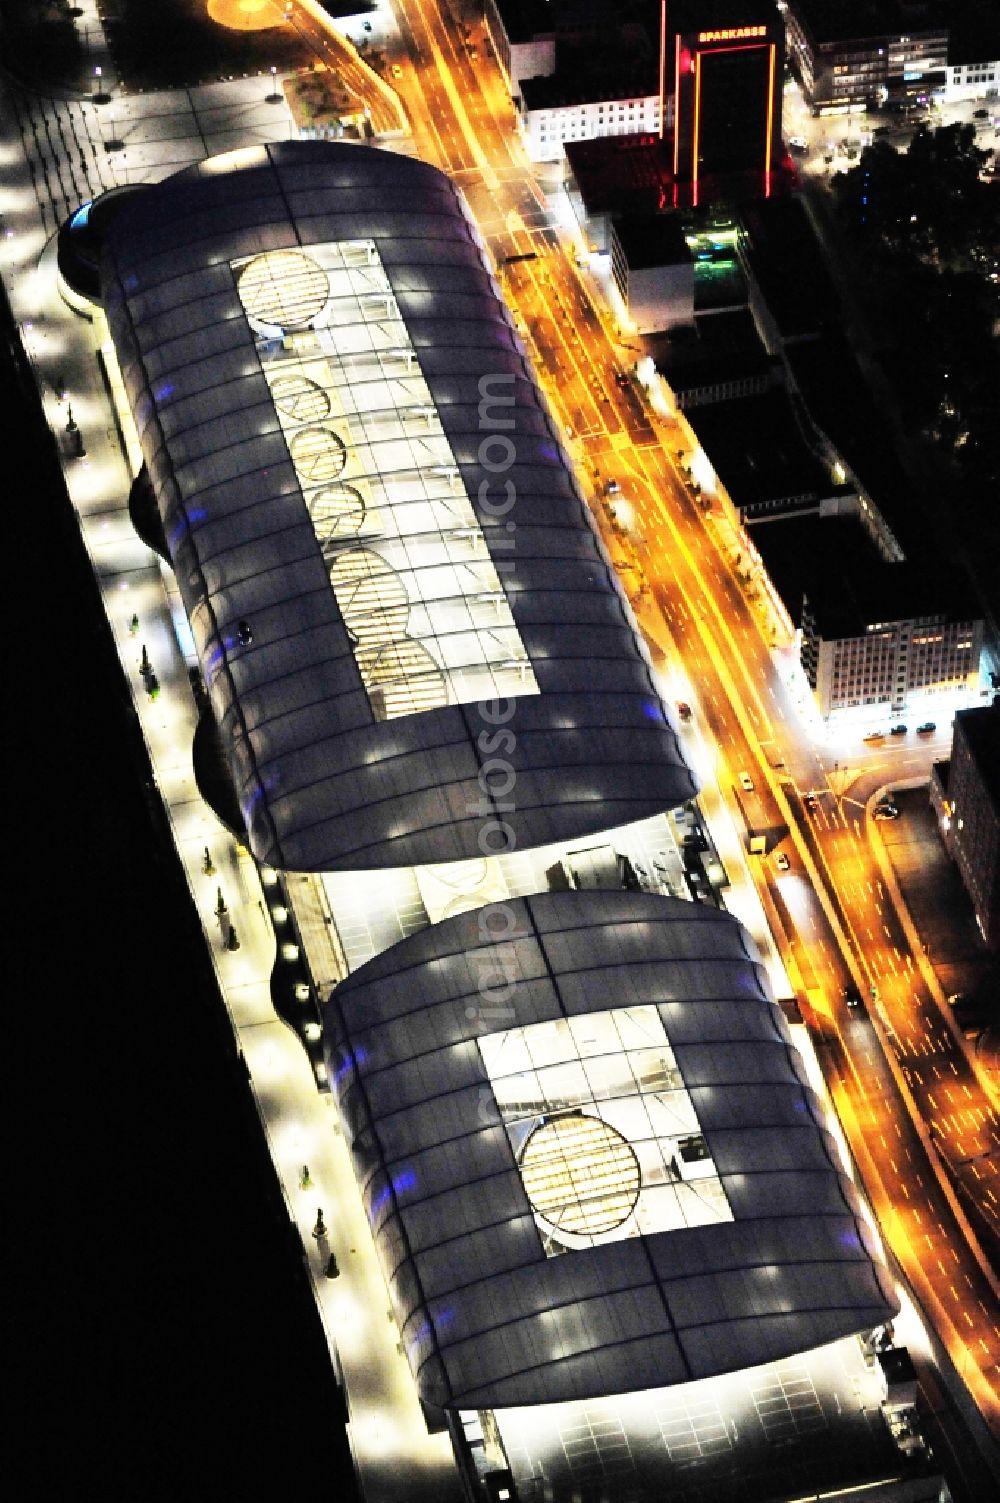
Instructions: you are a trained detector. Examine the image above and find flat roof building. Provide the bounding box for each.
[100,142,696,873]
[784,0,949,112]
[750,516,984,716]
[932,703,1000,949]
[610,213,694,332]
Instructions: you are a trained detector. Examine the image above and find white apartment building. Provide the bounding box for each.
[945,57,999,102]
[522,79,663,162]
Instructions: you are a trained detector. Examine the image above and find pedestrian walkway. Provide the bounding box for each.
[0,59,462,1503]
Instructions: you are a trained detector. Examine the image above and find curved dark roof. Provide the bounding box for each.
[101,141,696,871]
[322,890,897,1409]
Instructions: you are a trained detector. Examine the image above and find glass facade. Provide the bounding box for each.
[102,142,697,871]
[323,889,897,1410]
[480,1005,732,1254]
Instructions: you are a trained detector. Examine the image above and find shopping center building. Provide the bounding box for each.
[91,142,910,1501]
[98,141,696,873]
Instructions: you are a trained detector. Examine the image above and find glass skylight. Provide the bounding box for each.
[233,243,540,721]
[478,1005,733,1254]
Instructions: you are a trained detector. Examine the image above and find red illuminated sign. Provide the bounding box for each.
[697,25,766,42]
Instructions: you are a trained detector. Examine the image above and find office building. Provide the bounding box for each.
[521,74,662,162]
[609,213,694,331]
[668,0,784,196]
[783,0,948,113]
[931,704,1000,948]
[750,516,984,716]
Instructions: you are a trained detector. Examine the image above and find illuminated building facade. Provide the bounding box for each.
[665,0,784,201]
[521,76,663,163]
[100,142,696,873]
[323,889,897,1410]
[797,576,984,718]
[783,0,948,113]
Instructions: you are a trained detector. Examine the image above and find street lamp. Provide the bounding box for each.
[266,65,281,104]
[93,66,111,106]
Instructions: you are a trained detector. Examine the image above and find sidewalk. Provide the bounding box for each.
[0,55,462,1503]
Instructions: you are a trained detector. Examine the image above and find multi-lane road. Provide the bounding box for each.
[362,0,1000,1423]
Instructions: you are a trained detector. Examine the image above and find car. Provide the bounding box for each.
[844,989,864,1009]
[739,771,755,793]
[391,64,403,78]
[916,721,937,734]
[676,700,692,721]
[615,371,630,388]
[890,723,907,735]
[606,477,620,494]
[973,108,989,119]
[873,804,899,820]
[805,793,819,812]
[863,730,885,743]
[774,851,790,871]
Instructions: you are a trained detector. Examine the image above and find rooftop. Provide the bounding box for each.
[785,332,917,537]
[739,196,840,340]
[784,0,948,44]
[490,0,556,45]
[611,212,691,269]
[686,388,842,509]
[954,703,1000,805]
[948,0,1000,64]
[521,65,657,109]
[567,133,796,218]
[651,308,772,393]
[322,888,896,1410]
[101,141,697,873]
[749,514,977,637]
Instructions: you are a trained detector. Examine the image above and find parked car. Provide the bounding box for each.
[739,771,755,793]
[873,804,899,820]
[916,721,937,733]
[973,108,989,119]
[863,730,885,743]
[774,850,790,871]
[890,723,907,735]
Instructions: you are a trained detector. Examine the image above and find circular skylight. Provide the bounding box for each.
[311,483,366,538]
[520,1113,640,1238]
[237,249,329,328]
[270,372,331,424]
[356,637,449,718]
[329,548,410,642]
[290,424,348,483]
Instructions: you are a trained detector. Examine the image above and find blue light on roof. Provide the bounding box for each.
[70,201,93,231]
